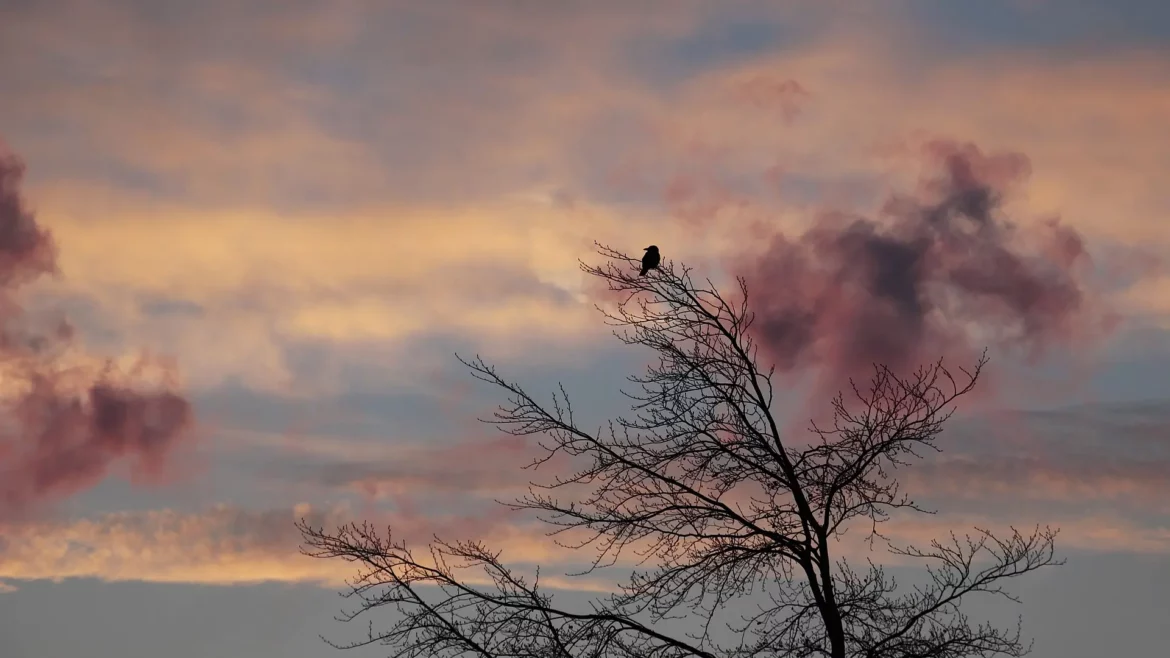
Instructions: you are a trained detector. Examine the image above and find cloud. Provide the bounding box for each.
[255,433,544,501]
[211,398,1170,565]
[24,194,639,392]
[871,513,1170,557]
[1,495,1165,596]
[908,455,1170,514]
[596,34,1170,251]
[0,145,195,521]
[734,139,1117,393]
[1120,275,1170,328]
[900,399,1170,513]
[0,503,610,593]
[0,504,355,588]
[6,0,1168,235]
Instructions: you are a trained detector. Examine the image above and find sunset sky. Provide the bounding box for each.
[1,1,1168,656]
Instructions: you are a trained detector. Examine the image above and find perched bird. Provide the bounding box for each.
[640,245,661,276]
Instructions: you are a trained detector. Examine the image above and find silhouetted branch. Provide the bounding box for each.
[300,244,1062,658]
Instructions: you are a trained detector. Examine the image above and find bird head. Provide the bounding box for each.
[645,245,659,252]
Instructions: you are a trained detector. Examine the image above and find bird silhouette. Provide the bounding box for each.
[640,245,660,276]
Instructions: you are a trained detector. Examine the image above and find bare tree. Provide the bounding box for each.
[298,244,1062,658]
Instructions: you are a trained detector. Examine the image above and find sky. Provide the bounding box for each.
[0,1,1168,656]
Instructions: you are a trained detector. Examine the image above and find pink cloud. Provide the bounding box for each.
[732,75,811,122]
[734,139,1120,397]
[0,143,196,521]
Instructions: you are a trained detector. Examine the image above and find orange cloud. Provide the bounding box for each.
[1,500,1164,597]
[22,192,657,391]
[0,504,612,593]
[1120,275,1170,327]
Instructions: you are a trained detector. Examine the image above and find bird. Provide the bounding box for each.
[640,245,660,276]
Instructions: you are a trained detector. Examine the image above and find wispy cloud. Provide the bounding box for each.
[0,503,613,593]
[1,498,1165,595]
[902,400,1170,513]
